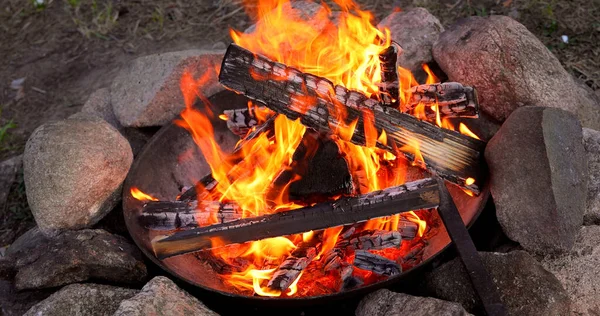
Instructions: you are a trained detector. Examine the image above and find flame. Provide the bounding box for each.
[130,187,158,201]
[459,123,481,140]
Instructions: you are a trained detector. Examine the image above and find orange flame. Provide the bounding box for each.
[130,187,158,201]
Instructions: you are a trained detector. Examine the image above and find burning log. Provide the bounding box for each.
[340,265,364,291]
[398,220,419,240]
[152,178,439,259]
[353,250,401,276]
[219,43,486,193]
[267,241,318,291]
[378,44,401,108]
[407,82,479,119]
[139,200,242,231]
[319,248,344,272]
[337,230,402,251]
[223,106,270,137]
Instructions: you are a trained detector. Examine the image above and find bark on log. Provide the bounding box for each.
[407,82,479,119]
[152,178,439,259]
[267,241,318,291]
[353,250,401,276]
[219,43,486,194]
[139,200,242,231]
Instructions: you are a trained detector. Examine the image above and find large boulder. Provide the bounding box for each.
[114,276,217,316]
[356,289,472,316]
[583,128,600,225]
[378,8,444,77]
[423,251,571,315]
[5,228,146,290]
[542,226,600,315]
[24,283,138,316]
[485,106,587,254]
[23,114,133,236]
[111,50,224,127]
[432,15,600,130]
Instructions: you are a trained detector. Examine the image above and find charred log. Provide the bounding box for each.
[219,43,486,193]
[337,230,402,251]
[139,200,241,231]
[407,82,479,119]
[223,106,270,137]
[378,44,401,108]
[267,241,318,291]
[340,265,364,291]
[319,248,344,272]
[353,250,401,276]
[152,178,439,259]
[398,219,419,240]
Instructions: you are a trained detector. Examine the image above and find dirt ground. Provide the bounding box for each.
[0,0,598,245]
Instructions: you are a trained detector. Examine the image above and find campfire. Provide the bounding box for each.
[129,0,486,298]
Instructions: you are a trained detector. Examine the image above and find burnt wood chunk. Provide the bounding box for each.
[139,200,242,231]
[223,106,270,137]
[319,248,344,272]
[267,242,318,291]
[340,265,364,291]
[337,230,402,251]
[379,44,400,108]
[219,43,486,194]
[152,178,440,259]
[407,82,479,119]
[353,250,401,276]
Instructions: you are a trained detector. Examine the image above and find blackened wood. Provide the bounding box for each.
[267,242,318,291]
[398,220,419,240]
[408,82,479,119]
[340,265,364,291]
[218,43,486,194]
[353,250,401,276]
[435,177,507,316]
[223,108,258,136]
[337,230,402,251]
[378,44,400,108]
[319,248,344,272]
[139,200,241,231]
[152,178,439,259]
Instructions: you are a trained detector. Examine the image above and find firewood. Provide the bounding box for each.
[152,178,439,259]
[353,250,401,276]
[219,43,486,194]
[378,44,401,108]
[340,265,364,291]
[336,230,402,251]
[267,241,318,291]
[223,106,270,137]
[139,200,241,231]
[398,219,419,240]
[319,248,344,272]
[407,82,479,119]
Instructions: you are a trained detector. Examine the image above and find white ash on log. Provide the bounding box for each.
[398,220,419,240]
[319,248,344,272]
[267,241,318,291]
[353,250,402,276]
[139,200,242,231]
[152,178,439,258]
[406,82,479,119]
[218,43,486,193]
[337,230,402,251]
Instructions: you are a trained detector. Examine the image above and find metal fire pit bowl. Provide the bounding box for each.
[122,90,490,303]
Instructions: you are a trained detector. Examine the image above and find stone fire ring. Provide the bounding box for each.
[122,90,490,302]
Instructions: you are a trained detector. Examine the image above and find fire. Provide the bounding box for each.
[159,0,482,298]
[130,187,158,201]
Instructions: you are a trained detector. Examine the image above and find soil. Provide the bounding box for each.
[0,0,597,244]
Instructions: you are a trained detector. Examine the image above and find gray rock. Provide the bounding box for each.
[583,128,600,225]
[485,106,587,254]
[378,8,444,77]
[81,88,121,129]
[433,16,600,130]
[5,228,146,290]
[0,155,22,210]
[111,50,224,127]
[24,283,138,316]
[114,276,217,316]
[0,280,52,316]
[356,289,472,316]
[423,251,571,315]
[542,226,600,315]
[24,114,133,236]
